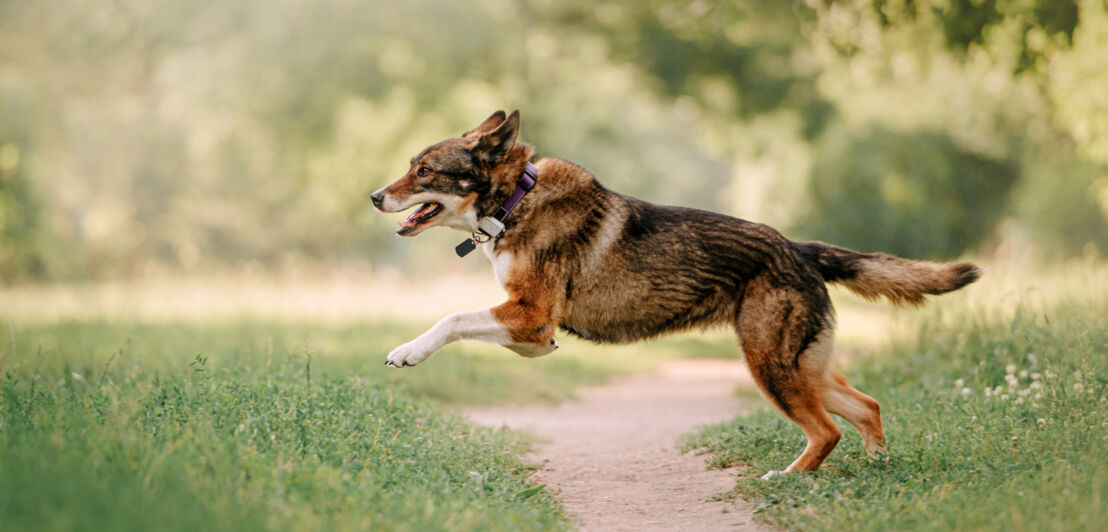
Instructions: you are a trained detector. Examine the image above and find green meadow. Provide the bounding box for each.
[0,322,549,531]
[0,315,723,531]
[2,264,1105,532]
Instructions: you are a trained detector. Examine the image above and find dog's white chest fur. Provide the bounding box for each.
[484,244,513,289]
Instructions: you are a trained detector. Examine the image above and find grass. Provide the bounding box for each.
[0,316,736,531]
[684,262,1108,531]
[7,263,1102,531]
[0,320,585,531]
[0,320,724,405]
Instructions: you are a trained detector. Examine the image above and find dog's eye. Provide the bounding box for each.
[417,166,431,177]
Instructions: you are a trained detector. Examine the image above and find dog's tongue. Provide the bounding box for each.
[406,203,436,222]
[399,203,437,231]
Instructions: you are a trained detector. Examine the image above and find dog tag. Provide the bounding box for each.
[455,238,477,257]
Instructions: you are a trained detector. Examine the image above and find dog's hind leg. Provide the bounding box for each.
[821,366,885,456]
[736,280,842,476]
[748,338,841,476]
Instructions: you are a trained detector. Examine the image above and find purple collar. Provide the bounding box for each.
[492,162,538,221]
[455,162,538,257]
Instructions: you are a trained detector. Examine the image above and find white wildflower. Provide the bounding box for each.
[1001,394,1010,401]
[71,372,86,384]
[961,387,972,396]
[1028,353,1038,365]
[1031,372,1041,380]
[1074,382,1084,392]
[1030,381,1042,390]
[1035,393,1043,400]
[1006,364,1017,374]
[1019,370,1028,379]
[1031,403,1040,408]
[1045,370,1056,379]
[985,387,992,397]
[1015,397,1025,405]
[955,378,965,388]
[1036,418,1046,426]
[1018,389,1031,397]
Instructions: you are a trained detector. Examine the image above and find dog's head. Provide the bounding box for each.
[371,109,528,236]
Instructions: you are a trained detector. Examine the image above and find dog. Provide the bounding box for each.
[370,109,981,476]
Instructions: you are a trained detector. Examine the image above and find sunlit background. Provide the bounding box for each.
[1,0,1106,317]
[3,4,1108,529]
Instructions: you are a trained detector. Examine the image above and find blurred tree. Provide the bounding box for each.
[801,125,1018,259]
[1015,155,1108,257]
[539,0,835,139]
[0,89,44,282]
[0,0,1104,282]
[808,0,1108,256]
[1048,0,1108,165]
[840,0,1079,72]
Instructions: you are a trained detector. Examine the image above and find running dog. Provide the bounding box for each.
[370,110,981,476]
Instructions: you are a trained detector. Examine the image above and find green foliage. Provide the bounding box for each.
[1,0,1107,281]
[0,320,577,531]
[0,89,43,282]
[1048,0,1108,164]
[545,1,830,135]
[854,0,1079,71]
[684,288,1108,531]
[1015,155,1108,257]
[801,125,1018,258]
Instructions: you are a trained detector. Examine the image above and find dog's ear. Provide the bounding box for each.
[472,109,519,166]
[463,110,507,138]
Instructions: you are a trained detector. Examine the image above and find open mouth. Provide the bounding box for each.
[397,202,444,235]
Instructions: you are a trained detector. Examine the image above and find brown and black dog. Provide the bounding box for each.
[371,110,980,477]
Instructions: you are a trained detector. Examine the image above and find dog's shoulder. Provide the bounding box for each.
[531,157,602,196]
[492,157,618,262]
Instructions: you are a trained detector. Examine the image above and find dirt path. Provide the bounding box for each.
[465,359,770,531]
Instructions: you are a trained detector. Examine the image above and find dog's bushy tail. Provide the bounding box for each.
[794,241,982,306]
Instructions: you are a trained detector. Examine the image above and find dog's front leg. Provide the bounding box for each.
[385,305,558,368]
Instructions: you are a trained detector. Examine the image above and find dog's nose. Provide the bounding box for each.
[370,191,385,209]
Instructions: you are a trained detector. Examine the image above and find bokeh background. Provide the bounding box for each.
[1,0,1106,288]
[2,4,1107,530]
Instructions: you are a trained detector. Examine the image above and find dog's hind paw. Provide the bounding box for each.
[759,470,783,481]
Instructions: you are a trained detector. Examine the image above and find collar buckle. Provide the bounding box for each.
[477,216,505,239]
[455,161,538,258]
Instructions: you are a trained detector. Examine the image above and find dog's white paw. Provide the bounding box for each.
[385,339,435,368]
[760,470,782,481]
